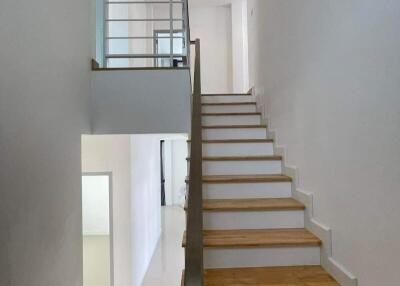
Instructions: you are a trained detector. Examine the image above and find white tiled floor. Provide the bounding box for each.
[142,206,185,286]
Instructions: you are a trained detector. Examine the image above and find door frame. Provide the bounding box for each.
[82,172,114,286]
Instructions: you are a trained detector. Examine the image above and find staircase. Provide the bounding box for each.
[184,93,340,285]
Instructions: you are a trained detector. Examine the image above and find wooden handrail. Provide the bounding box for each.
[184,38,203,286]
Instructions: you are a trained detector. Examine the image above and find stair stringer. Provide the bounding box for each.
[252,87,358,286]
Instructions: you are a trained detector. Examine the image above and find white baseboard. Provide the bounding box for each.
[257,97,358,286]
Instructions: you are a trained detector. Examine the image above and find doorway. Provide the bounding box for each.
[82,173,113,286]
[160,140,166,206]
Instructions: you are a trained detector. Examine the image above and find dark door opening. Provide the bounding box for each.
[160,140,166,206]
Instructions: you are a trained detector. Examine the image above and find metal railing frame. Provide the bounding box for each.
[103,0,189,68]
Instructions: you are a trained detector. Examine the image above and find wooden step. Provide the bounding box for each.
[182,228,321,248]
[202,124,267,129]
[202,93,251,96]
[202,102,256,106]
[187,156,282,162]
[202,266,340,285]
[202,198,304,212]
[187,139,274,143]
[185,174,292,184]
[184,198,304,212]
[202,112,261,116]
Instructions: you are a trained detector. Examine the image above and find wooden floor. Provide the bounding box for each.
[204,266,340,286]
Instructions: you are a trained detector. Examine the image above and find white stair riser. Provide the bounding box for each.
[202,115,260,125]
[204,247,320,268]
[202,105,256,113]
[199,160,282,175]
[203,128,267,140]
[203,211,304,230]
[202,96,255,103]
[202,182,292,199]
[202,143,274,156]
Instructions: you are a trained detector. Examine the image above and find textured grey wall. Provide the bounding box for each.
[0,0,91,285]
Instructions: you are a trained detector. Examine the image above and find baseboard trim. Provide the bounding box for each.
[256,95,358,286]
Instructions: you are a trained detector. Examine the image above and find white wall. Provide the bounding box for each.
[189,3,233,93]
[188,0,250,93]
[130,135,162,286]
[91,70,191,134]
[230,0,249,93]
[247,1,400,285]
[0,0,91,285]
[82,135,132,286]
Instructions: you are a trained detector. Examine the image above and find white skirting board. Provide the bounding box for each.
[253,86,358,286]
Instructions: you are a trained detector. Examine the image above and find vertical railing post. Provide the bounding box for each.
[103,0,108,68]
[169,0,174,67]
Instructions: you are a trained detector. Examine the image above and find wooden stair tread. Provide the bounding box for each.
[187,155,282,161]
[202,112,261,116]
[185,174,292,183]
[182,228,321,248]
[203,266,340,285]
[202,198,305,211]
[202,102,256,106]
[184,198,305,212]
[187,139,274,143]
[201,93,251,96]
[202,124,267,129]
[186,174,292,183]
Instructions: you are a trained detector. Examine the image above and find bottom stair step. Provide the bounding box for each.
[203,265,340,285]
